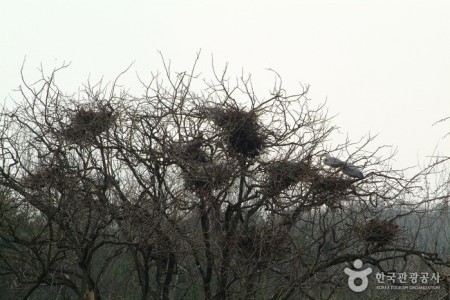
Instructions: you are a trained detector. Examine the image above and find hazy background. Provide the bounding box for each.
[1,0,449,170]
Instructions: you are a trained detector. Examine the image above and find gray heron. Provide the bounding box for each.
[323,155,364,179]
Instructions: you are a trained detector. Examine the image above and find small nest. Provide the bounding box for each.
[310,175,354,196]
[183,163,232,192]
[307,175,355,207]
[21,166,75,190]
[204,107,265,158]
[263,161,314,198]
[360,218,400,247]
[237,227,288,260]
[174,136,209,164]
[63,105,114,143]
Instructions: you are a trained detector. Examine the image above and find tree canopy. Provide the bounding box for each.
[0,57,449,299]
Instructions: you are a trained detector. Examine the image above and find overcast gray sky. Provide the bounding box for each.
[1,0,449,169]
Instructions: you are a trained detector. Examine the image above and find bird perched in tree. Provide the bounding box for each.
[323,155,364,179]
[323,155,346,168]
[341,164,364,179]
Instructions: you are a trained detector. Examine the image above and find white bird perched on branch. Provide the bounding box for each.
[323,155,364,179]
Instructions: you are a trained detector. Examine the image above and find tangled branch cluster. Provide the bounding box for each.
[0,60,447,300]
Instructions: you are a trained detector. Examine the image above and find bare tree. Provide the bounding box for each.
[0,56,449,299]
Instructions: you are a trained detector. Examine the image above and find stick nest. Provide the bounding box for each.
[183,163,232,192]
[237,227,288,260]
[21,166,76,190]
[203,107,266,158]
[360,218,400,247]
[263,161,313,197]
[173,136,209,164]
[63,105,115,143]
[301,175,356,208]
[310,175,354,196]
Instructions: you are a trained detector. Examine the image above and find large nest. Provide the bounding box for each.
[237,227,289,260]
[183,163,232,192]
[204,107,266,158]
[262,161,314,198]
[63,105,115,143]
[310,175,355,197]
[360,218,400,248]
[307,175,356,207]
